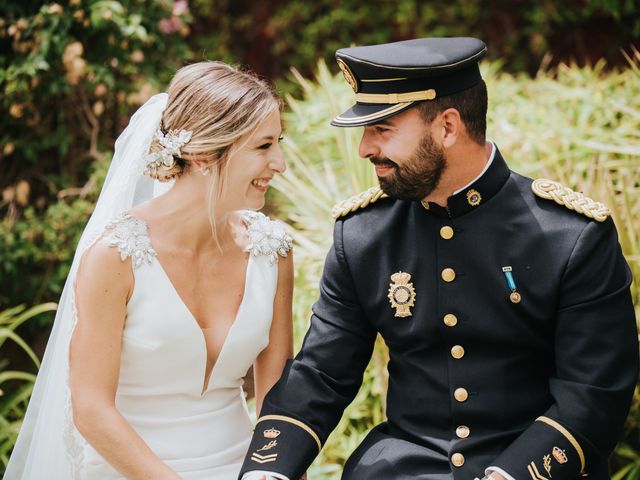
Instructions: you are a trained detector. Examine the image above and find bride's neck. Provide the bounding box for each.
[142,177,235,253]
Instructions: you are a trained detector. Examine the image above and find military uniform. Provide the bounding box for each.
[239,38,638,480]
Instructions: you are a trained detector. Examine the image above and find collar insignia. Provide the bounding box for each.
[466,189,482,206]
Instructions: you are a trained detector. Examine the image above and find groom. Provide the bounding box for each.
[240,37,638,480]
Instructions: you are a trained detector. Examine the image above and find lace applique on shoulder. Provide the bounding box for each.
[242,211,293,265]
[103,212,156,268]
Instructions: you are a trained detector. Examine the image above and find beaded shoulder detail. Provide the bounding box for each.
[103,212,157,268]
[531,179,611,223]
[242,211,293,265]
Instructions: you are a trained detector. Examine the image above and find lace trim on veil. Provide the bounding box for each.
[63,295,85,479]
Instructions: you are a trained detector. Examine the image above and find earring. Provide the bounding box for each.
[201,168,210,176]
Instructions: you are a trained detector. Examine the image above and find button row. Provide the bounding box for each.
[441,225,467,470]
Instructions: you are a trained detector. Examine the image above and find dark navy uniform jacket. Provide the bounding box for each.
[240,147,638,480]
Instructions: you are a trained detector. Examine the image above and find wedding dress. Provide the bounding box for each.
[68,210,290,479]
[5,93,293,480]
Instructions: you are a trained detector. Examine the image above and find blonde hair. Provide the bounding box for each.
[146,61,281,183]
[146,61,281,250]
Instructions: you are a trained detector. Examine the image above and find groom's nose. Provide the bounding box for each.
[358,127,380,159]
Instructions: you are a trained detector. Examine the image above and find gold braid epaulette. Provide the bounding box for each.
[331,185,389,219]
[531,179,611,222]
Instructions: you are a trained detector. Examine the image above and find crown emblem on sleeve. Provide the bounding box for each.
[263,428,281,439]
[552,446,568,464]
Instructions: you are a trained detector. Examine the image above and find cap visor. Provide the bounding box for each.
[331,101,415,127]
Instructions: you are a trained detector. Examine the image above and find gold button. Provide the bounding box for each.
[443,314,458,327]
[440,226,454,240]
[451,345,465,359]
[451,452,465,467]
[456,425,470,439]
[441,268,456,282]
[454,387,469,402]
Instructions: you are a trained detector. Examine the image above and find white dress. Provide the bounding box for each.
[68,211,292,479]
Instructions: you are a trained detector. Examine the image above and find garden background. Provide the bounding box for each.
[1,1,639,478]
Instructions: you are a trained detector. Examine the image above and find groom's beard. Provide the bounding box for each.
[371,132,446,201]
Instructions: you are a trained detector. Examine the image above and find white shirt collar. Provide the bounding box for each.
[453,141,496,195]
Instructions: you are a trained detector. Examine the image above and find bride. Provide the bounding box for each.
[5,61,293,479]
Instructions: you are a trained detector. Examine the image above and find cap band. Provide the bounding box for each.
[355,89,436,104]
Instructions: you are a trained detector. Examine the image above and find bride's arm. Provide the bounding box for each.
[253,252,294,416]
[69,239,179,480]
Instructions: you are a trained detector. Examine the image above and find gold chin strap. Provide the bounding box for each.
[355,89,436,104]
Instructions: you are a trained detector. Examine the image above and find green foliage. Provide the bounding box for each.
[0,155,109,311]
[0,0,191,214]
[188,0,639,84]
[0,303,57,470]
[275,56,640,478]
[0,0,191,312]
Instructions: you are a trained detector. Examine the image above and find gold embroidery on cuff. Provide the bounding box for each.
[258,415,322,452]
[251,452,278,464]
[536,416,585,473]
[543,454,552,477]
[528,461,550,480]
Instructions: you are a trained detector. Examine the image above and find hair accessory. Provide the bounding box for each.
[144,128,192,174]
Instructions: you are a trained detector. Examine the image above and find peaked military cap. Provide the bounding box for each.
[331,37,487,127]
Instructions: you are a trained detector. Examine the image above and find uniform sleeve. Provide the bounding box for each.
[491,219,638,479]
[239,220,377,480]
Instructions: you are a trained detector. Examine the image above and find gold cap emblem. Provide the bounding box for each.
[263,428,280,439]
[552,446,568,464]
[337,58,359,93]
[388,271,416,317]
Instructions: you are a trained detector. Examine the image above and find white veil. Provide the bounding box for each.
[5,93,171,479]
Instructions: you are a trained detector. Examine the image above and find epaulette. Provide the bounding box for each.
[531,179,611,222]
[331,185,389,219]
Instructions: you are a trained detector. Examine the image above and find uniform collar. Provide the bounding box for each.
[421,144,510,218]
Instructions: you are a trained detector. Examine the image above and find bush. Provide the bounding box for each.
[0,0,191,308]
[188,0,640,82]
[0,303,57,470]
[0,0,191,216]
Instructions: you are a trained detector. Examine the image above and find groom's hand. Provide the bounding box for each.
[476,474,508,480]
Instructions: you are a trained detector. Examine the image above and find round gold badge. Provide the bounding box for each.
[337,58,359,93]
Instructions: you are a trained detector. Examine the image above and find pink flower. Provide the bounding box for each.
[158,16,183,35]
[172,0,189,16]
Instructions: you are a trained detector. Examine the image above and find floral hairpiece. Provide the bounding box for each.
[144,128,192,175]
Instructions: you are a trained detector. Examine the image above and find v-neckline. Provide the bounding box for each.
[133,214,252,395]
